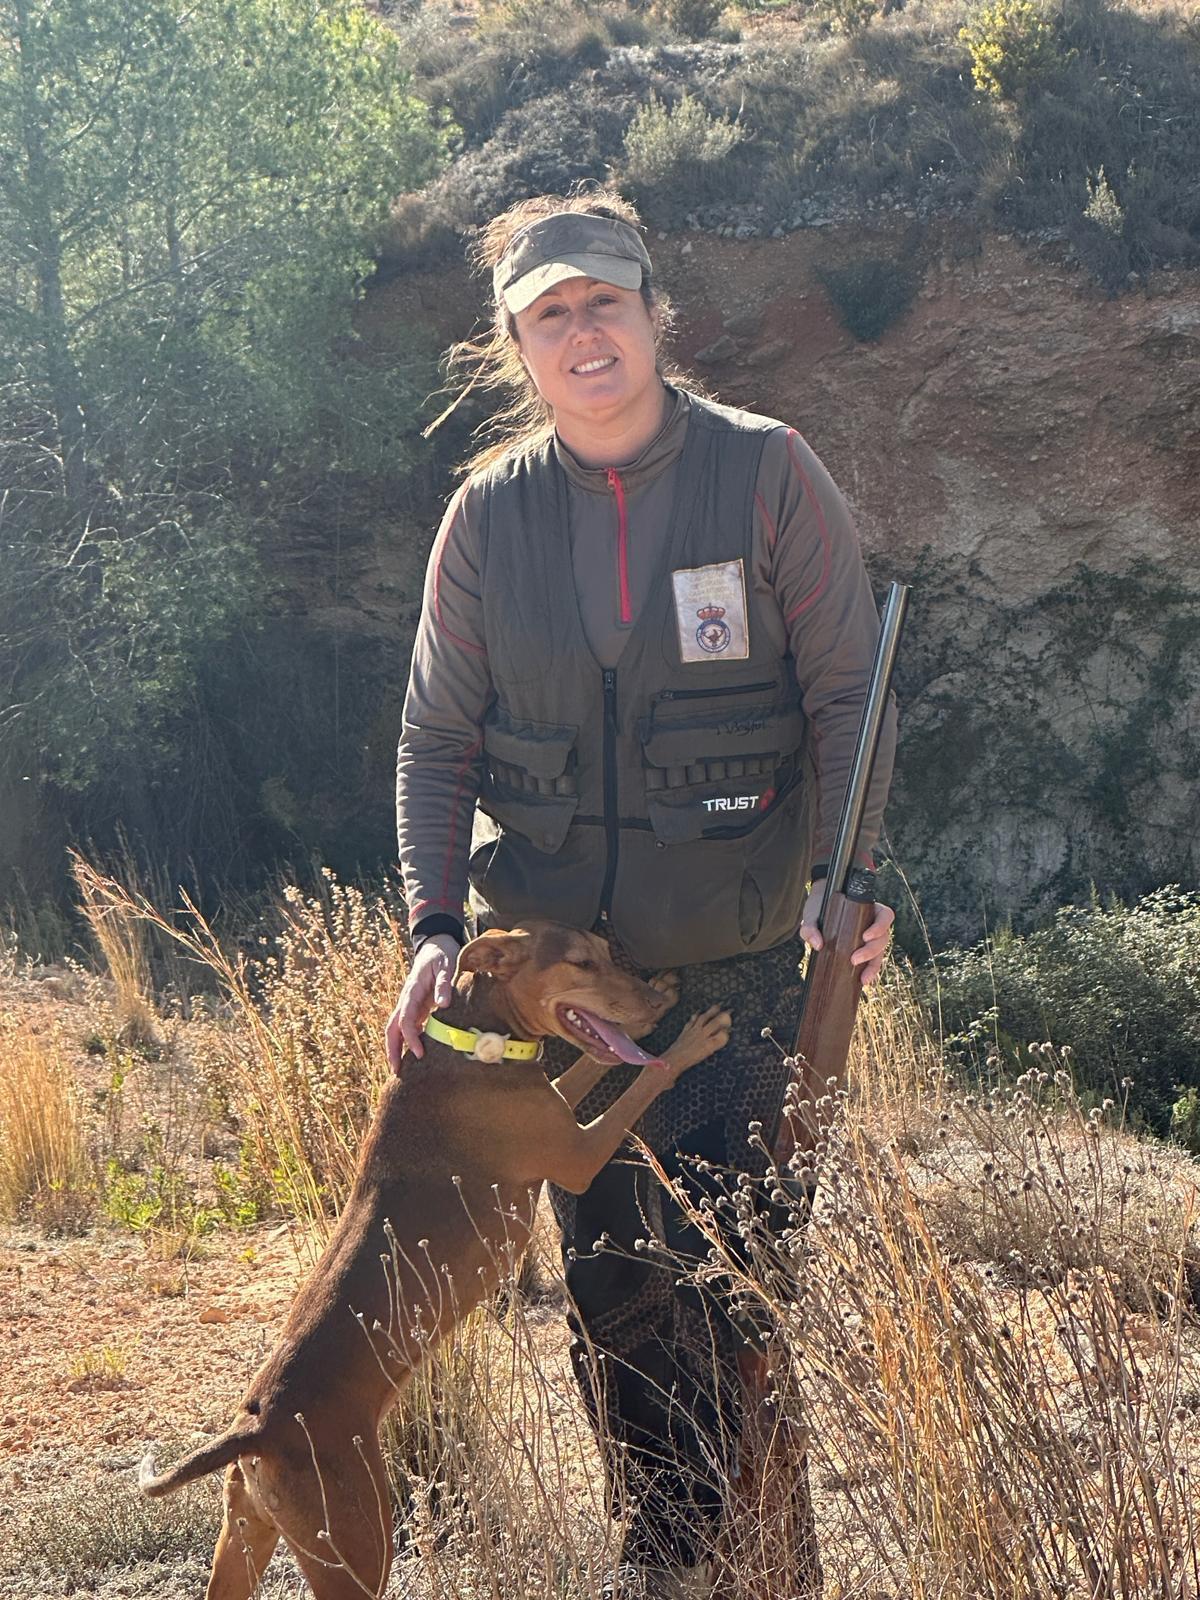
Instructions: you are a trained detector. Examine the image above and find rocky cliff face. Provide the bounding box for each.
[328,223,1200,944]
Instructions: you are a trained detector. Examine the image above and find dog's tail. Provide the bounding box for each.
[139,1423,263,1497]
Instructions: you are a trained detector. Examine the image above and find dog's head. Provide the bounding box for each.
[456,922,671,1067]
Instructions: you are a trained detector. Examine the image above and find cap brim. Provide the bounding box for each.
[502,254,643,314]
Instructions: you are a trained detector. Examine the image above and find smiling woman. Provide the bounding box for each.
[512,273,665,465]
[389,188,898,1596]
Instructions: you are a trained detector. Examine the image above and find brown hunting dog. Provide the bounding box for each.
[140,921,730,1599]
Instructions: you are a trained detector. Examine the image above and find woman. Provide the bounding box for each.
[387,191,896,1596]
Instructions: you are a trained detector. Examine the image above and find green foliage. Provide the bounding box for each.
[212,1156,264,1228]
[817,256,917,341]
[623,92,742,189]
[654,0,726,39]
[1170,1086,1200,1156]
[403,1,650,151]
[103,1156,219,1233]
[923,889,1200,1136]
[0,494,259,792]
[1004,1,1200,260]
[0,0,450,866]
[823,0,878,36]
[0,0,450,471]
[960,0,1061,101]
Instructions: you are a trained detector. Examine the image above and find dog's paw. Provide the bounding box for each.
[662,1005,732,1075]
[648,970,681,1008]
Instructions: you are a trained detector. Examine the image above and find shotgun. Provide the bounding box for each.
[730,583,910,1599]
[774,577,910,1170]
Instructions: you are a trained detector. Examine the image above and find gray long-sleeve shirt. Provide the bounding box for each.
[397,387,896,933]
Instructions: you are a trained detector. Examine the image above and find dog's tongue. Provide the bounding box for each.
[577,1008,665,1069]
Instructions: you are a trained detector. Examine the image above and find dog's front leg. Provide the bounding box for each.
[550,1051,612,1111]
[543,1006,730,1194]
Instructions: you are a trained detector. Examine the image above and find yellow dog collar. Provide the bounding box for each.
[424,1015,543,1063]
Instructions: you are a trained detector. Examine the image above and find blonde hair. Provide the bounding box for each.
[438,188,686,477]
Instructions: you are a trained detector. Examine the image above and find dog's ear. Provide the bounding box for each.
[456,928,532,979]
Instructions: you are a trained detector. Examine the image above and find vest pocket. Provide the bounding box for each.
[639,701,806,835]
[641,702,805,777]
[480,711,579,854]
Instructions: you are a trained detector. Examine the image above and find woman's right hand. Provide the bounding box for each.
[386,933,461,1071]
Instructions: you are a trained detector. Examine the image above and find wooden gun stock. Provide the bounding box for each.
[774,877,876,1169]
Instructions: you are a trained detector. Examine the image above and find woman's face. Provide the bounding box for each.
[512,276,661,437]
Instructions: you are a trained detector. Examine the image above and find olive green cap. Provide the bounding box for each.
[493,212,651,314]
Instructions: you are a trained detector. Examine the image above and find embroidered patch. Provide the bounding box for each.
[672,560,750,663]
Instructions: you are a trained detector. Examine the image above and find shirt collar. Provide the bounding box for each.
[552,384,691,495]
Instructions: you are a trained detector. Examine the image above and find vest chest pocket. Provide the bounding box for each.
[639,701,807,845]
[480,711,580,855]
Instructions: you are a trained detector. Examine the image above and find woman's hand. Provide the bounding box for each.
[385,933,461,1071]
[798,879,894,987]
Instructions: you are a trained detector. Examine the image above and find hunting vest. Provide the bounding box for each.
[469,394,817,969]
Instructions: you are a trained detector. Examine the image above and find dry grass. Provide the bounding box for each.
[72,850,160,1050]
[1,1469,222,1591]
[0,1012,95,1231]
[68,864,410,1242]
[670,1054,1200,1600]
[12,865,1200,1597]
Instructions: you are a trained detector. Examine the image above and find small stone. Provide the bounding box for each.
[744,339,789,369]
[694,334,738,365]
[198,1305,231,1324]
[722,308,763,338]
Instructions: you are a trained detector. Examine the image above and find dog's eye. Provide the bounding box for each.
[567,957,597,972]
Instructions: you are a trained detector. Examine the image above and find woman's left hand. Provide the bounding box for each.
[798,880,895,987]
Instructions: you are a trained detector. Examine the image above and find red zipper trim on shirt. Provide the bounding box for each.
[606,466,632,625]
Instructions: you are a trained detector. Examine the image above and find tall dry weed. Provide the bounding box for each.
[0,1015,95,1230]
[71,851,160,1049]
[662,1054,1200,1600]
[92,867,410,1237]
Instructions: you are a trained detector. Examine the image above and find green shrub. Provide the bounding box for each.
[817,256,917,342]
[824,0,877,36]
[655,0,726,39]
[1071,164,1132,292]
[623,91,742,189]
[922,889,1200,1136]
[959,0,1060,100]
[1084,164,1123,234]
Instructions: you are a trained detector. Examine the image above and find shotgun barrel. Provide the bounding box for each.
[775,580,910,1168]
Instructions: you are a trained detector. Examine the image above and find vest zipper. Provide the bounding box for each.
[599,667,619,920]
[658,681,776,701]
[606,467,632,625]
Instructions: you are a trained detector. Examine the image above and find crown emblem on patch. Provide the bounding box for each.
[695,603,732,655]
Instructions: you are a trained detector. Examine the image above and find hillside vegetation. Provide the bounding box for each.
[386,0,1200,292]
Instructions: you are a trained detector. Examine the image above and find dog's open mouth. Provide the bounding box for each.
[556,1004,665,1068]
